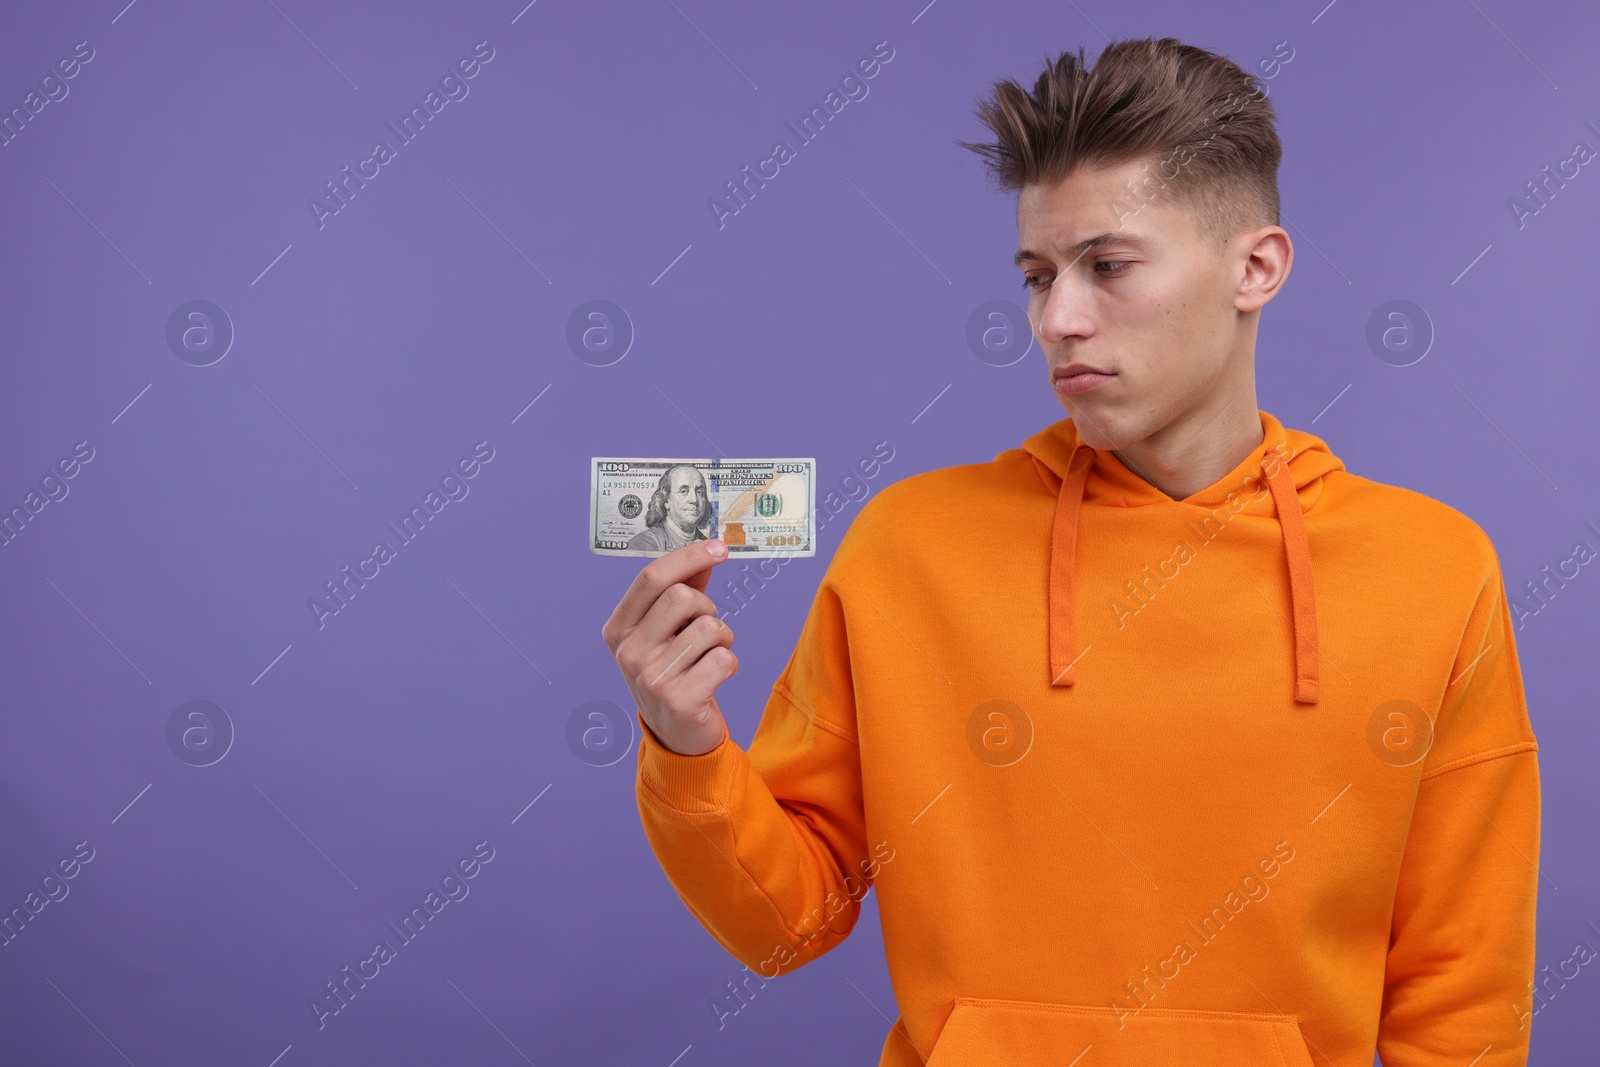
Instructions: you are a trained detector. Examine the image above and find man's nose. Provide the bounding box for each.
[1037,285,1093,343]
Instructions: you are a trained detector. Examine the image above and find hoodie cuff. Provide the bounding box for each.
[636,710,737,813]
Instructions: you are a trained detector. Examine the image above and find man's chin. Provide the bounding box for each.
[1061,402,1138,451]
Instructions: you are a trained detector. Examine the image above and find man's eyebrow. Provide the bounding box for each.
[1014,230,1151,267]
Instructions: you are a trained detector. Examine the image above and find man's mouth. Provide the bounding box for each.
[1054,363,1116,395]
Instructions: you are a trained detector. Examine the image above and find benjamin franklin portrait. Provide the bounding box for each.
[625,464,714,552]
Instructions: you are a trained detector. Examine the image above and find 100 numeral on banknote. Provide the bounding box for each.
[589,458,816,558]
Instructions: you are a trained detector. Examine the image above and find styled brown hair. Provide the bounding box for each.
[958,37,1282,247]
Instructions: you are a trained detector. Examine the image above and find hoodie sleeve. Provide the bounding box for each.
[633,559,877,977]
[1376,546,1542,1066]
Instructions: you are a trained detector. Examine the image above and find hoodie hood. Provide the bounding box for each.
[1020,409,1345,705]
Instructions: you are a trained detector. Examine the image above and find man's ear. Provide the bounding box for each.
[1235,225,1292,313]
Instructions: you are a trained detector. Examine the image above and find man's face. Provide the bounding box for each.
[666,467,707,527]
[1014,157,1275,450]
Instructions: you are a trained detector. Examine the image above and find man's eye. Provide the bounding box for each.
[1097,260,1131,276]
[1021,274,1048,291]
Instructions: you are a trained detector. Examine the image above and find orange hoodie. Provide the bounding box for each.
[634,409,1541,1066]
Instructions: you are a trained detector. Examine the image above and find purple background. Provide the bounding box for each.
[1,1,1596,1063]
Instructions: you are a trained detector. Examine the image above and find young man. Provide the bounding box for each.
[602,37,1541,1066]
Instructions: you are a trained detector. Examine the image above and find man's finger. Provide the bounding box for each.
[646,613,734,689]
[629,580,719,653]
[607,539,728,635]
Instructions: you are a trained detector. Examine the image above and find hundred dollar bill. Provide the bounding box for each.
[590,457,816,558]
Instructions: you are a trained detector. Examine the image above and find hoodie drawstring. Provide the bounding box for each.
[1264,450,1320,704]
[1046,441,1321,705]
[1047,444,1095,688]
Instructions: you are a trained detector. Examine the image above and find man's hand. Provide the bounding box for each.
[601,539,736,756]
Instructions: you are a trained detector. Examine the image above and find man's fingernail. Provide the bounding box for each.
[708,540,726,557]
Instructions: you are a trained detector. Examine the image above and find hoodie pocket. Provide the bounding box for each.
[924,997,1316,1067]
